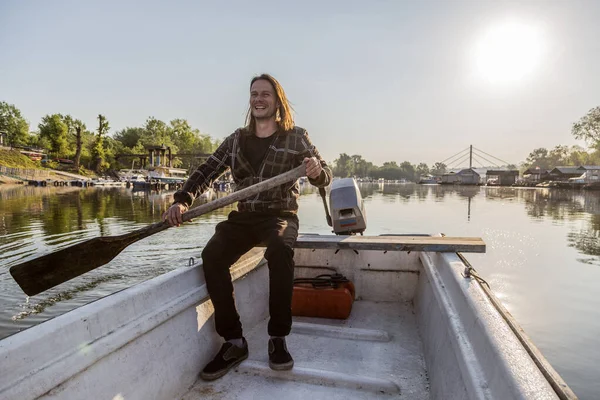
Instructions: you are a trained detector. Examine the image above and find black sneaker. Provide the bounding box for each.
[268,337,294,371]
[200,339,249,381]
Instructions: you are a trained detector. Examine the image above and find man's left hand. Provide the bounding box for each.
[304,157,322,179]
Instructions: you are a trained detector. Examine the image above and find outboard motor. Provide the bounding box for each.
[319,178,367,235]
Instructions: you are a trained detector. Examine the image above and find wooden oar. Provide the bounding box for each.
[10,165,306,296]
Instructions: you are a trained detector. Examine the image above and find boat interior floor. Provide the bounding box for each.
[182,300,430,399]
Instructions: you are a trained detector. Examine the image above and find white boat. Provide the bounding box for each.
[418,175,439,185]
[147,166,188,184]
[0,178,575,400]
[90,178,126,187]
[0,235,575,400]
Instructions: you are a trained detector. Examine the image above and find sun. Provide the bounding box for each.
[473,20,544,85]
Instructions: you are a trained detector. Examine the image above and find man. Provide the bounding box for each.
[163,74,332,380]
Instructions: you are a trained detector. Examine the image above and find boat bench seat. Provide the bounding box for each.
[258,234,486,253]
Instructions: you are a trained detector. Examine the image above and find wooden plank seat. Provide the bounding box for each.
[259,234,486,253]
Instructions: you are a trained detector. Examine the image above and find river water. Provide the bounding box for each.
[1,183,599,398]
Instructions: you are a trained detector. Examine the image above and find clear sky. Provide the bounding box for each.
[1,0,599,167]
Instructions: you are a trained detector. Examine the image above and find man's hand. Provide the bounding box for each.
[304,157,323,179]
[162,203,188,227]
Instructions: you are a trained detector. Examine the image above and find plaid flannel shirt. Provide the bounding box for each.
[173,126,332,215]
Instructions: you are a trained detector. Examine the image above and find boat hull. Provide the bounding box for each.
[0,236,572,400]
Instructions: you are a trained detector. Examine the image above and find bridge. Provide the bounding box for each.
[439,145,514,170]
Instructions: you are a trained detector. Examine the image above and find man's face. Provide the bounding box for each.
[250,79,278,120]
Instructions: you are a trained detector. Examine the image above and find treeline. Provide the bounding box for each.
[502,106,600,171]
[0,101,220,173]
[332,153,448,181]
[523,145,600,170]
[3,100,600,177]
[333,106,600,179]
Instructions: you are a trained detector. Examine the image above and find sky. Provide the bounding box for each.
[1,0,599,167]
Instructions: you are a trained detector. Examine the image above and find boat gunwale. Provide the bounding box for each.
[0,249,267,400]
[420,249,576,399]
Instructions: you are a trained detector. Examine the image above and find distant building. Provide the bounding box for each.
[441,172,459,184]
[456,168,481,185]
[522,167,550,183]
[146,144,172,168]
[549,167,585,181]
[578,166,600,183]
[486,170,519,186]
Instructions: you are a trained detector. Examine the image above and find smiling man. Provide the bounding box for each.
[163,74,332,380]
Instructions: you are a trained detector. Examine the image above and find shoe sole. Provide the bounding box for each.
[200,353,249,381]
[269,360,294,371]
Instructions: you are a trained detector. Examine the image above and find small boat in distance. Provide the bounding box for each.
[147,165,188,184]
[418,174,439,184]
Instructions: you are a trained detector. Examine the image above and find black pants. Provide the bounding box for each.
[201,211,299,340]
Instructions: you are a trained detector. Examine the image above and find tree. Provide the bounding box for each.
[113,126,145,148]
[38,114,69,156]
[171,119,196,152]
[568,145,595,166]
[350,154,370,177]
[572,106,600,148]
[333,153,353,177]
[431,162,447,176]
[399,161,416,181]
[525,148,551,169]
[547,145,569,167]
[73,121,87,170]
[143,117,173,148]
[416,163,430,178]
[376,161,400,180]
[91,114,110,172]
[0,101,30,147]
[62,115,87,169]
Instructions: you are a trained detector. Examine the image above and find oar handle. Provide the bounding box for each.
[182,164,306,221]
[182,164,306,222]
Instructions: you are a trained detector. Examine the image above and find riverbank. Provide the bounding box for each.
[0,149,96,185]
[0,176,23,185]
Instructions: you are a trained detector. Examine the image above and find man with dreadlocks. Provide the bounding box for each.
[163,74,332,380]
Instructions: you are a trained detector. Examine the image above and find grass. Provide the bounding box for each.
[0,149,98,178]
[0,149,40,169]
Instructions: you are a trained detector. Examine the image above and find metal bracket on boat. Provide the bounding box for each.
[188,257,195,267]
[437,233,482,282]
[457,252,490,288]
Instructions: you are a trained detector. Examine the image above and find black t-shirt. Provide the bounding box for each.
[243,134,273,174]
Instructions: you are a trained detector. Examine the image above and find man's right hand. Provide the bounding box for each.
[163,203,188,227]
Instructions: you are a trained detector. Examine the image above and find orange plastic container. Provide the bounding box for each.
[291,281,355,320]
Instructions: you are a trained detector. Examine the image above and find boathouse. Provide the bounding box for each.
[578,166,600,183]
[548,167,583,181]
[522,167,550,183]
[456,168,481,185]
[486,170,519,186]
[440,172,459,184]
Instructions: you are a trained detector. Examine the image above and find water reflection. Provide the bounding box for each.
[1,182,597,397]
[0,185,236,339]
[0,186,234,255]
[1,184,600,326]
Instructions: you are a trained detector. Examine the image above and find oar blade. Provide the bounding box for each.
[9,236,130,296]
